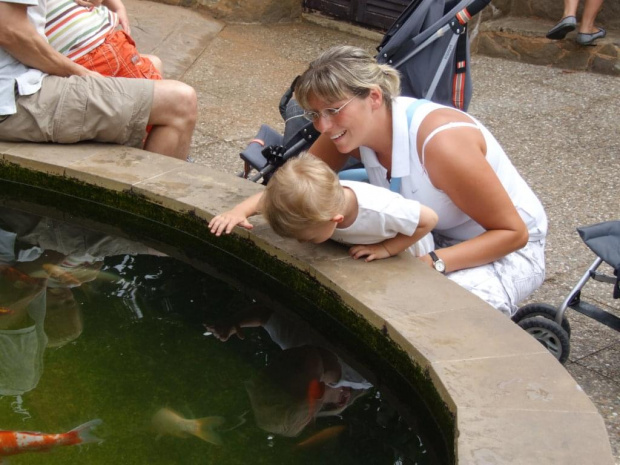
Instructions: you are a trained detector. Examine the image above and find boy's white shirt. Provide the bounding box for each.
[330,180,434,257]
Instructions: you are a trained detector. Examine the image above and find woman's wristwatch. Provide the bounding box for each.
[429,251,446,274]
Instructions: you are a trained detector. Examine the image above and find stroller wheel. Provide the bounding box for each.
[518,317,570,364]
[512,303,571,336]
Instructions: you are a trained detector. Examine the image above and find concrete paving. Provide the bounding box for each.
[126,0,620,460]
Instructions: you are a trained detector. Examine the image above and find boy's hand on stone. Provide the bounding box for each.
[208,211,253,236]
[348,243,391,262]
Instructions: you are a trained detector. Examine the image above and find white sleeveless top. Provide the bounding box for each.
[359,97,547,242]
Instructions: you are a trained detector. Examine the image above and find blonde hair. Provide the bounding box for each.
[262,153,344,238]
[294,45,401,111]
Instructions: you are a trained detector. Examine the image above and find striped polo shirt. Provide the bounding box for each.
[45,0,119,60]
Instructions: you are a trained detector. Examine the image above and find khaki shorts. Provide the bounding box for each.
[0,75,154,148]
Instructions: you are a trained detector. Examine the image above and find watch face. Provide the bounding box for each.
[434,260,446,273]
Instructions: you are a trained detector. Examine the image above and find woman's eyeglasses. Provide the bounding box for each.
[302,97,355,122]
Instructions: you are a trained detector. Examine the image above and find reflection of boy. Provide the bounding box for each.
[45,0,162,79]
[206,306,371,437]
[210,153,438,261]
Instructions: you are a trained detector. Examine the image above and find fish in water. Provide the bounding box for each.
[151,408,225,445]
[0,266,40,286]
[0,307,14,316]
[296,425,346,449]
[0,419,103,459]
[41,264,82,286]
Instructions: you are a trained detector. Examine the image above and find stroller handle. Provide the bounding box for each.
[460,0,491,23]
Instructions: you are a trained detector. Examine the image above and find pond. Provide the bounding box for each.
[0,205,444,464]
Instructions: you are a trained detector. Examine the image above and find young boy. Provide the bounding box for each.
[209,153,437,261]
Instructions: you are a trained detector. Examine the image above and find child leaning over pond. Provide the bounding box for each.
[209,153,437,261]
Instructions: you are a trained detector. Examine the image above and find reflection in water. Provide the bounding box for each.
[0,206,439,464]
[206,305,372,441]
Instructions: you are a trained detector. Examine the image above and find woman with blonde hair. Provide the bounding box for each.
[296,45,547,317]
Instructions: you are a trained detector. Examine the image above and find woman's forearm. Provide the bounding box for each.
[424,227,528,273]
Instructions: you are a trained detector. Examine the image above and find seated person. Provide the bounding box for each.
[0,0,196,160]
[45,0,162,80]
[209,153,438,261]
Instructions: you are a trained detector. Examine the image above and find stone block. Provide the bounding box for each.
[590,55,620,76]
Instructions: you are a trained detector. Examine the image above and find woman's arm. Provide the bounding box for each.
[102,0,130,33]
[417,109,528,273]
[308,133,360,172]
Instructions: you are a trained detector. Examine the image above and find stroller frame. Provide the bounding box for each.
[513,220,620,364]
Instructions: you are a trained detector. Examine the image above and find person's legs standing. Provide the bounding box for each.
[579,0,604,33]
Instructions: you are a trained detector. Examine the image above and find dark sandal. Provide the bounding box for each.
[546,16,577,40]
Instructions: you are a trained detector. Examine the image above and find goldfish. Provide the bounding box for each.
[0,419,102,459]
[151,408,225,445]
[296,425,346,449]
[41,264,81,286]
[0,266,40,286]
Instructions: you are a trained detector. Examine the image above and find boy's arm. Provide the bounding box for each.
[0,3,97,77]
[349,205,438,262]
[208,192,264,236]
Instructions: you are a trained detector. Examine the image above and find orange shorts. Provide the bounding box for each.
[75,30,162,80]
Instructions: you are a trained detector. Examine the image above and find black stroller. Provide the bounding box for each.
[238,0,491,184]
[512,221,620,364]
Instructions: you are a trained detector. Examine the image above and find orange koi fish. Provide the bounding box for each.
[0,307,13,316]
[296,425,346,449]
[0,419,102,459]
[41,264,81,286]
[0,266,40,286]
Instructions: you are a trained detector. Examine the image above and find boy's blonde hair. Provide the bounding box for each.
[262,153,344,238]
[294,45,401,111]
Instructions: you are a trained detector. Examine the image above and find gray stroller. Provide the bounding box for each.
[512,220,620,364]
[238,0,491,183]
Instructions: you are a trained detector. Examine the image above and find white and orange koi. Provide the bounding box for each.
[151,408,225,445]
[0,419,102,459]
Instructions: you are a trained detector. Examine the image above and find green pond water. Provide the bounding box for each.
[0,206,440,464]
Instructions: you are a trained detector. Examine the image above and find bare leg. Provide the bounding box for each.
[144,80,197,160]
[143,53,163,75]
[579,0,604,33]
[562,0,579,18]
